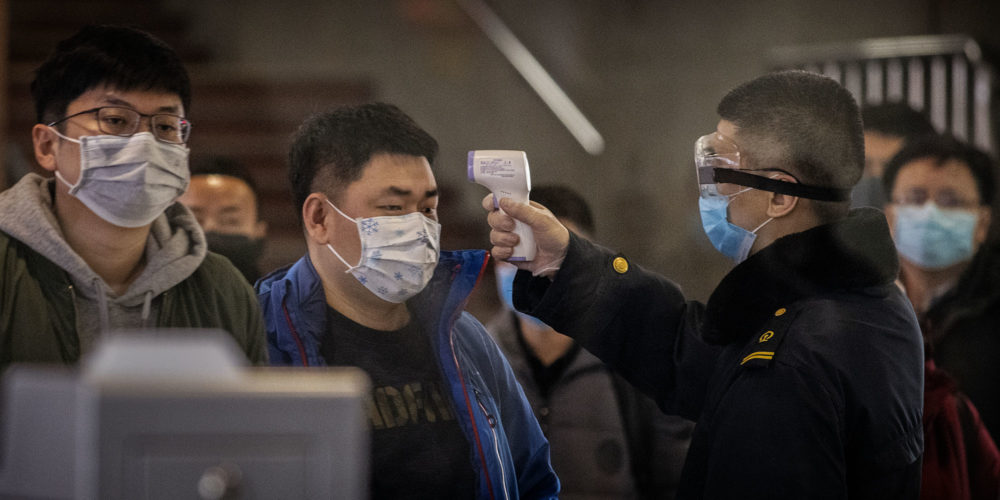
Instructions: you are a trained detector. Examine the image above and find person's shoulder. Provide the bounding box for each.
[748,293,922,411]
[958,238,1000,304]
[740,289,917,369]
[188,252,255,295]
[255,260,297,293]
[0,175,54,256]
[0,229,13,251]
[792,288,916,344]
[198,251,243,278]
[452,311,493,343]
[0,229,23,276]
[451,312,509,365]
[0,228,57,275]
[0,230,28,270]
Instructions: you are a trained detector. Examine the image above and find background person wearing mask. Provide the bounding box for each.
[482,71,924,499]
[851,101,937,209]
[0,25,266,367]
[255,103,558,499]
[488,184,694,500]
[883,134,1000,435]
[179,156,268,283]
[882,134,1000,499]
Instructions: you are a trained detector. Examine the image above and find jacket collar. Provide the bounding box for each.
[925,238,1000,336]
[258,249,489,349]
[703,207,900,344]
[409,249,489,336]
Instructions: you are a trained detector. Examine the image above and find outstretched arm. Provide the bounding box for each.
[482,195,718,418]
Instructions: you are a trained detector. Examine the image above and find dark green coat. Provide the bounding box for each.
[0,230,268,369]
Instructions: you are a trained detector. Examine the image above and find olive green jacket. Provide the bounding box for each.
[0,174,266,369]
[0,230,267,369]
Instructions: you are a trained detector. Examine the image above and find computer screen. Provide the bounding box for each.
[0,331,370,500]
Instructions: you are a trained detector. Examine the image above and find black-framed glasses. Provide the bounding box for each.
[47,106,191,144]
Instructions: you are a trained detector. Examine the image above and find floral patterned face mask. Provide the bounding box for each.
[325,198,441,303]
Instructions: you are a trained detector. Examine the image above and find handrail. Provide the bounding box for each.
[769,34,986,67]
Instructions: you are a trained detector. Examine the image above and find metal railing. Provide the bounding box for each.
[769,35,997,153]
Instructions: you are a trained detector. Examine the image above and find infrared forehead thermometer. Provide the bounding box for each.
[468,150,536,261]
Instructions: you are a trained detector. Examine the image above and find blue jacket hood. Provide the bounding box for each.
[256,249,489,366]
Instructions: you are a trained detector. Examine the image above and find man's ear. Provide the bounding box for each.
[32,124,59,171]
[765,173,799,218]
[302,193,333,245]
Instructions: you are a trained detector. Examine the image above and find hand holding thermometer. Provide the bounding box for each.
[468,150,536,261]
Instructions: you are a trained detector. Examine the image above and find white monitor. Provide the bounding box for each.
[0,331,370,500]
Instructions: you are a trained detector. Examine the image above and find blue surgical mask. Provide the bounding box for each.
[698,194,773,264]
[495,263,548,328]
[893,203,977,269]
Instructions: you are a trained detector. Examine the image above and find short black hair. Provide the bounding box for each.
[189,155,261,214]
[882,134,996,206]
[530,185,595,236]
[862,102,936,139]
[287,102,438,221]
[31,25,191,124]
[717,71,863,221]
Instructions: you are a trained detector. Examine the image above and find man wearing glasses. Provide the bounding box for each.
[0,25,267,367]
[482,71,924,498]
[882,135,1000,498]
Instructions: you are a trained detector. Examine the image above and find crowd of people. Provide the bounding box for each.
[1,23,999,499]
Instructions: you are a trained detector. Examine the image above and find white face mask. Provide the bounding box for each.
[51,130,190,228]
[325,199,441,303]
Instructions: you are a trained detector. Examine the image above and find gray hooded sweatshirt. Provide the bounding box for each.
[0,173,206,354]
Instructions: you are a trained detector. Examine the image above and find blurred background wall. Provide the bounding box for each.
[4,0,999,318]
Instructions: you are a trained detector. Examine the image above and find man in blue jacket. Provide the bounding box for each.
[256,102,558,499]
[482,71,924,498]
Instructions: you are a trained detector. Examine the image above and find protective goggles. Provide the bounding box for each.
[694,132,851,202]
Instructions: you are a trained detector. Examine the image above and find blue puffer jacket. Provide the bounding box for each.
[256,249,559,500]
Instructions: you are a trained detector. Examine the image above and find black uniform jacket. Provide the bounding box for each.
[514,208,924,499]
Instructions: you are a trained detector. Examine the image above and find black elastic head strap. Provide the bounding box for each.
[710,167,852,202]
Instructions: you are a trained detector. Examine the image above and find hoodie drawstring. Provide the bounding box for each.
[94,279,155,332]
[94,277,111,334]
[141,290,154,328]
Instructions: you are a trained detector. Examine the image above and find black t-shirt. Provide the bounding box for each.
[320,306,477,499]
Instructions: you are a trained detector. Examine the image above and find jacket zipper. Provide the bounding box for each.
[281,298,310,366]
[474,388,510,500]
[449,323,495,500]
